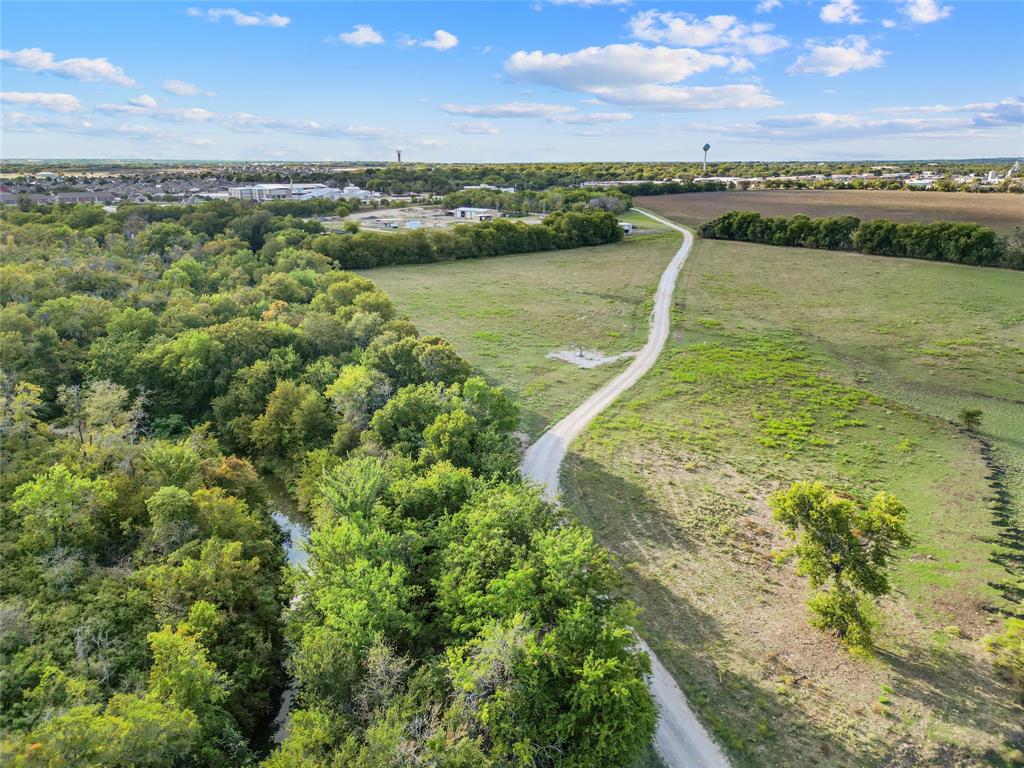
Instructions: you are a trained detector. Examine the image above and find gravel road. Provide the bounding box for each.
[521,209,730,768]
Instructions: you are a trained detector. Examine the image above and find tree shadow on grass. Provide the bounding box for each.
[563,453,876,768]
[876,641,1024,764]
[630,572,876,768]
[980,440,1024,619]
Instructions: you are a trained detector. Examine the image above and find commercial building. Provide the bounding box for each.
[450,206,500,221]
[227,183,347,202]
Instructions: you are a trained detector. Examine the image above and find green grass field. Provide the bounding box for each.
[359,229,681,437]
[565,238,1024,766]
[358,225,1023,766]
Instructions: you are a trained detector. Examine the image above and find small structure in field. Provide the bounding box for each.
[619,221,635,234]
[451,206,500,222]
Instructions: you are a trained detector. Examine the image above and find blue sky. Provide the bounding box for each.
[1,0,1021,161]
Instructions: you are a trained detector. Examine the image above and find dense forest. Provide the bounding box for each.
[0,200,655,766]
[308,210,624,270]
[698,210,1024,269]
[440,186,633,215]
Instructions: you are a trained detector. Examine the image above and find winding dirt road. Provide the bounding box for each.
[521,210,730,768]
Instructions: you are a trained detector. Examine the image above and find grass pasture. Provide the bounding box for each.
[359,228,681,437]
[637,189,1024,233]
[565,238,1024,766]
[358,222,1023,765]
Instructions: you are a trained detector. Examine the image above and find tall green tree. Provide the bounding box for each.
[770,481,912,649]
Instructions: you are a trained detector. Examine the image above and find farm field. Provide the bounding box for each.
[564,238,1024,767]
[636,189,1024,233]
[360,226,680,437]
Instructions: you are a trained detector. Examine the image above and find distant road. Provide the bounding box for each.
[521,209,730,768]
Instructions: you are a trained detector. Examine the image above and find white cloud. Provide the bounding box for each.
[900,0,953,24]
[129,94,158,108]
[450,121,501,134]
[628,11,789,55]
[97,102,219,122]
[584,83,781,110]
[820,0,864,24]
[756,0,781,12]
[870,100,995,114]
[559,111,633,124]
[336,24,384,46]
[0,47,137,87]
[2,111,94,132]
[504,43,779,111]
[441,101,633,123]
[973,97,1023,126]
[0,91,84,113]
[163,79,214,96]
[442,102,576,119]
[545,0,629,5]
[186,7,290,27]
[787,36,886,76]
[421,29,459,51]
[866,98,1023,128]
[506,44,729,89]
[881,18,898,27]
[746,112,971,139]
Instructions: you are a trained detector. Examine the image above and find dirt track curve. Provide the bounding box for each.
[521,209,730,768]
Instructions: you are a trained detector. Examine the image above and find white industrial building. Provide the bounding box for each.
[450,206,500,221]
[227,183,348,202]
[227,182,379,202]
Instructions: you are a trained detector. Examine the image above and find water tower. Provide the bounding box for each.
[702,143,711,173]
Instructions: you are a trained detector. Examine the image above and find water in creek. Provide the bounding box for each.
[265,481,310,743]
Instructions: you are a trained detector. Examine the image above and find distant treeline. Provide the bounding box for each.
[698,210,1024,269]
[440,186,632,214]
[309,210,624,269]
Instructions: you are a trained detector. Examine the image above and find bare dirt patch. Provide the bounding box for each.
[546,347,637,368]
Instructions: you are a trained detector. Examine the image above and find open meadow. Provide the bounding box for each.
[359,222,678,437]
[363,227,1024,767]
[565,238,1024,766]
[637,190,1024,234]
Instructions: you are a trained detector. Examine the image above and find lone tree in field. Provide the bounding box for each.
[958,407,983,432]
[769,481,911,650]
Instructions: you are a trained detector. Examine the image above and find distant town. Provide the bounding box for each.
[0,159,1020,208]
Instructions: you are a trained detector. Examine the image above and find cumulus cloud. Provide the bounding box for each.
[420,29,459,51]
[820,0,864,24]
[450,121,501,134]
[506,44,729,89]
[0,47,137,87]
[756,0,782,12]
[335,24,384,46]
[787,36,886,76]
[441,101,632,123]
[163,79,214,97]
[129,94,158,108]
[900,0,953,24]
[628,11,789,55]
[0,91,84,113]
[186,7,291,27]
[504,43,779,111]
